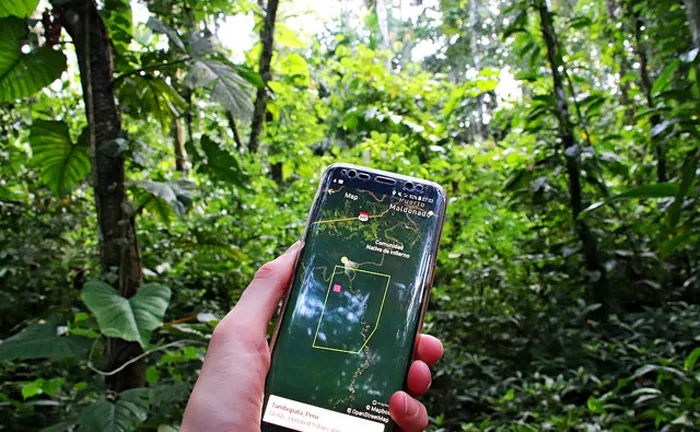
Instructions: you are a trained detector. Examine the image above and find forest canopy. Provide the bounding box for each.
[1,0,699,430]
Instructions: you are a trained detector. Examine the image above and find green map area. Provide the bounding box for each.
[265,184,440,426]
[313,265,391,354]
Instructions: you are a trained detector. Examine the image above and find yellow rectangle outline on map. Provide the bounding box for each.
[312,265,391,354]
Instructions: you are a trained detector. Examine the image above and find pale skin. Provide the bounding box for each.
[182,241,444,432]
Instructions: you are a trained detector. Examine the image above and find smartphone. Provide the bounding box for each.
[261,164,446,432]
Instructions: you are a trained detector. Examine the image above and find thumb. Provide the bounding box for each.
[225,241,303,337]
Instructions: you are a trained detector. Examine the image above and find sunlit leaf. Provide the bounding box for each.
[685,347,700,371]
[146,17,184,52]
[29,120,91,196]
[0,17,67,102]
[117,74,186,128]
[0,0,39,18]
[276,22,305,48]
[103,0,133,56]
[651,59,681,95]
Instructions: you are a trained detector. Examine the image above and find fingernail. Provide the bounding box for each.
[403,392,418,416]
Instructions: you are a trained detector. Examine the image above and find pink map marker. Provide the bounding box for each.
[333,284,342,293]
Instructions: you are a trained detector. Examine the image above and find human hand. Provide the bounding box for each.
[181,241,444,432]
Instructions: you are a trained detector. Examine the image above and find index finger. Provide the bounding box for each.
[415,334,443,366]
[221,242,302,337]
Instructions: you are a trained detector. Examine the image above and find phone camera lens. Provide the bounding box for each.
[341,170,347,176]
[416,184,423,193]
[405,182,414,190]
[348,170,357,178]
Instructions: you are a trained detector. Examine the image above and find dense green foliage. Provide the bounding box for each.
[1,0,699,430]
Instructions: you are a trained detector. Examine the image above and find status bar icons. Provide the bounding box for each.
[332,178,345,184]
[392,189,435,204]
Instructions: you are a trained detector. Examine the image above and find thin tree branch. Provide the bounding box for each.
[87,338,207,377]
[113,59,188,86]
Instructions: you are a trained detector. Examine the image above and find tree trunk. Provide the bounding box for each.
[226,111,244,149]
[184,88,194,149]
[606,0,634,124]
[538,2,610,318]
[342,0,356,31]
[376,0,392,70]
[270,162,283,184]
[57,0,144,391]
[631,3,667,182]
[684,0,700,84]
[685,0,700,52]
[172,118,187,173]
[470,0,484,140]
[249,0,280,153]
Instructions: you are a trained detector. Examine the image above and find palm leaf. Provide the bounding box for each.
[146,17,185,52]
[184,58,254,119]
[117,74,185,128]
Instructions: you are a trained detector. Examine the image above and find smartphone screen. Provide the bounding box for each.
[262,164,446,432]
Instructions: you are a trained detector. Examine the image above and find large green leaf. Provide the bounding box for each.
[198,134,245,185]
[103,0,133,56]
[40,419,79,432]
[29,120,91,196]
[651,59,681,95]
[0,316,92,362]
[185,58,253,119]
[0,17,67,102]
[278,52,309,85]
[611,183,679,200]
[81,281,171,348]
[666,150,698,231]
[149,381,189,409]
[146,17,184,52]
[117,74,186,128]
[659,232,698,258]
[685,347,700,371]
[232,64,264,88]
[581,183,680,216]
[79,388,150,432]
[129,180,195,224]
[0,0,39,18]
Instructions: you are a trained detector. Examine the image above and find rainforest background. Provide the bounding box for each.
[1,0,699,430]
